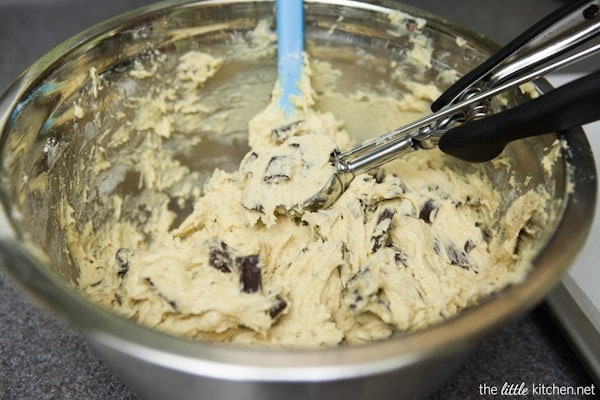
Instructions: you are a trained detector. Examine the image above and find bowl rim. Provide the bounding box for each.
[0,0,597,383]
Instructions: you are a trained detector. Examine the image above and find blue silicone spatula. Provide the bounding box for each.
[276,0,304,118]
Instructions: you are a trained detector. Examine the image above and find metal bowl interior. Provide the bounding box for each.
[0,1,596,399]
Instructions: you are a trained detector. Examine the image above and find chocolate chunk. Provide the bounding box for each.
[433,239,441,255]
[393,249,409,267]
[269,295,287,318]
[446,244,470,269]
[357,198,367,212]
[115,248,132,277]
[426,185,451,200]
[464,240,476,253]
[270,120,304,142]
[144,277,178,310]
[240,152,259,174]
[419,199,438,223]
[371,208,395,252]
[209,239,233,273]
[345,266,389,313]
[263,156,292,184]
[476,222,493,243]
[346,267,370,311]
[371,235,387,252]
[347,291,364,311]
[236,255,262,293]
[377,208,395,224]
[263,173,290,184]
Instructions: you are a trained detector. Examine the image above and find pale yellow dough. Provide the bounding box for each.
[67,22,553,348]
[239,133,338,222]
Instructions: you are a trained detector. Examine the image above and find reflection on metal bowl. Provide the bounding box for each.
[0,1,596,399]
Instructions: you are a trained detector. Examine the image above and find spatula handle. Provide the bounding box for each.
[276,0,304,117]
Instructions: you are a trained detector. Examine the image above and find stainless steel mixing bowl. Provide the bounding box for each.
[0,1,596,399]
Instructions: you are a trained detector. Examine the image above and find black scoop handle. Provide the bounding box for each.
[439,69,600,163]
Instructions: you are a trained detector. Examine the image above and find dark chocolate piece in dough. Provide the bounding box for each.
[237,255,262,293]
[419,199,439,223]
[263,156,292,184]
[391,247,409,267]
[446,244,470,269]
[209,239,233,273]
[371,208,395,252]
[269,295,288,318]
[464,239,476,253]
[144,277,177,310]
[115,248,132,277]
[270,120,304,142]
[377,208,395,224]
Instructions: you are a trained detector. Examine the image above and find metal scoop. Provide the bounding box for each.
[303,0,600,211]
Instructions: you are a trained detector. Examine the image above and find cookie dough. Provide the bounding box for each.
[63,18,553,348]
[239,132,338,220]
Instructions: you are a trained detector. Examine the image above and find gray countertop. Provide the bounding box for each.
[0,1,597,399]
